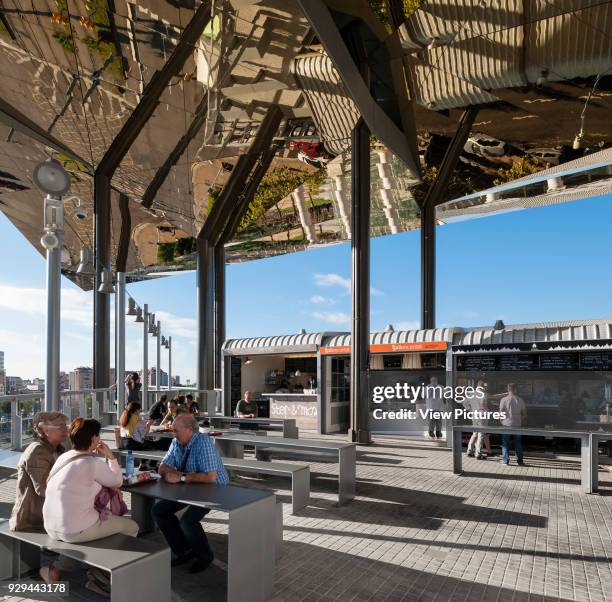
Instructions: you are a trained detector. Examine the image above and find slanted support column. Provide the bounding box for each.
[349,117,372,445]
[197,238,215,390]
[420,107,479,330]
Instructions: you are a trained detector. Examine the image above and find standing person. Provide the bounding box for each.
[125,372,142,403]
[425,376,444,439]
[149,394,168,423]
[499,383,527,466]
[152,414,229,573]
[183,394,200,416]
[466,381,493,459]
[119,402,152,450]
[235,390,258,418]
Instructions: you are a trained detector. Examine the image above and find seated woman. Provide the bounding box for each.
[119,401,151,450]
[160,398,182,427]
[183,394,200,416]
[43,418,139,545]
[148,394,168,423]
[10,412,71,583]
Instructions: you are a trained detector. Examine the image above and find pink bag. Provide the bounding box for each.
[94,487,128,521]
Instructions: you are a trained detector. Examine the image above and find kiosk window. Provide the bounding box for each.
[331,357,350,403]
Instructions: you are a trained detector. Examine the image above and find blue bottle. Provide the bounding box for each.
[126,450,134,477]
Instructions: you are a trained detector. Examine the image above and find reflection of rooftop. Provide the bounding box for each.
[0,1,610,285]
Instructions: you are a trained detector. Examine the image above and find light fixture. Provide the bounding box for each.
[126,297,138,316]
[98,267,115,294]
[385,324,394,332]
[135,307,144,323]
[76,246,95,275]
[161,336,167,346]
[148,315,156,334]
[33,158,71,196]
[244,357,253,365]
[494,319,505,330]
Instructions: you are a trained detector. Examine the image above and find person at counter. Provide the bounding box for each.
[235,390,258,418]
[499,384,527,466]
[275,381,290,394]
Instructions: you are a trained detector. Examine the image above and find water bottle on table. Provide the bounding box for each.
[125,449,134,477]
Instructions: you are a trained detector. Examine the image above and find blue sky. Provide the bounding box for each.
[0,193,611,382]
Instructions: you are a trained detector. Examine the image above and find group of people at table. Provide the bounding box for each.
[8,384,232,596]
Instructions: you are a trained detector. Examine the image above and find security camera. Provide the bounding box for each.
[74,208,88,221]
[41,231,60,250]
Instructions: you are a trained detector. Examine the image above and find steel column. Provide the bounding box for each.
[197,239,215,390]
[156,320,161,390]
[168,336,172,390]
[420,107,479,329]
[44,200,62,412]
[115,272,126,420]
[93,173,111,396]
[213,244,225,389]
[349,118,372,445]
[142,304,149,409]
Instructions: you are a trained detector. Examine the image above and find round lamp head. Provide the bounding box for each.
[98,267,115,294]
[33,158,71,196]
[135,307,144,323]
[126,297,138,316]
[76,246,95,275]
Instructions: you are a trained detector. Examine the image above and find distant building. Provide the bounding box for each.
[172,376,181,387]
[148,368,168,388]
[69,367,93,391]
[0,369,5,395]
[59,371,69,392]
[26,378,45,392]
[0,350,4,370]
[6,376,23,394]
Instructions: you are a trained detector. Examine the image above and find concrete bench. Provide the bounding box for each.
[208,417,299,439]
[0,520,170,602]
[451,425,609,494]
[113,448,309,513]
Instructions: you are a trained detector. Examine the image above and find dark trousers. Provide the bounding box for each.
[501,434,523,463]
[151,500,213,562]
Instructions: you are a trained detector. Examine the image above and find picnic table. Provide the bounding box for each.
[124,480,277,602]
[213,433,356,504]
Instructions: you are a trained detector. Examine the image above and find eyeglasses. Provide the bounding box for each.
[41,424,68,430]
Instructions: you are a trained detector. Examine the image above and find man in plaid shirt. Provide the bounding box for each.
[152,414,229,573]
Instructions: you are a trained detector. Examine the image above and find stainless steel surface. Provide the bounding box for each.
[116,272,126,420]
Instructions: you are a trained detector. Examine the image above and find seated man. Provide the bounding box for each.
[235,390,258,418]
[152,414,229,573]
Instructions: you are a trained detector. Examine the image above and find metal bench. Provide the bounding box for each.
[113,448,309,513]
[451,425,609,493]
[0,520,170,602]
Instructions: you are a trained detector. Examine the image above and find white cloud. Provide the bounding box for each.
[155,311,197,342]
[314,273,350,291]
[309,295,336,305]
[311,311,350,325]
[0,284,92,327]
[370,287,384,296]
[394,320,420,331]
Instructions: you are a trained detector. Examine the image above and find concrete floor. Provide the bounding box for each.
[0,434,610,601]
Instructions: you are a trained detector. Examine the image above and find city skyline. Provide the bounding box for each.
[2,193,612,382]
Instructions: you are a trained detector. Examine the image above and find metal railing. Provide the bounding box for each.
[0,387,114,450]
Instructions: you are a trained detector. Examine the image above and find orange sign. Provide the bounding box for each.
[320,341,447,355]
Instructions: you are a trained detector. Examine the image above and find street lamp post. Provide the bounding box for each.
[156,320,161,392]
[142,304,149,409]
[115,272,126,421]
[33,159,71,412]
[168,336,172,391]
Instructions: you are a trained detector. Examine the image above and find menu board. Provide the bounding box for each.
[539,353,579,370]
[580,352,612,370]
[456,355,497,372]
[497,354,539,371]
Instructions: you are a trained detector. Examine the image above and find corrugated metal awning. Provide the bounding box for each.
[454,318,612,348]
[222,331,344,355]
[323,328,458,349]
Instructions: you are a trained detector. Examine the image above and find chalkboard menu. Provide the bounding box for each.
[457,355,497,372]
[497,354,539,371]
[580,351,612,370]
[539,353,579,370]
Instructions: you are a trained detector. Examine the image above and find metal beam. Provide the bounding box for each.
[349,117,372,445]
[142,92,209,209]
[213,243,225,389]
[0,97,91,170]
[93,1,212,390]
[420,107,479,330]
[196,238,215,390]
[116,193,131,272]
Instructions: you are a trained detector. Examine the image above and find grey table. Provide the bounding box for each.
[214,433,356,504]
[124,480,277,602]
[207,416,299,438]
[452,425,610,493]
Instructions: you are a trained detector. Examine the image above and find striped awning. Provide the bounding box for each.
[222,331,344,355]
